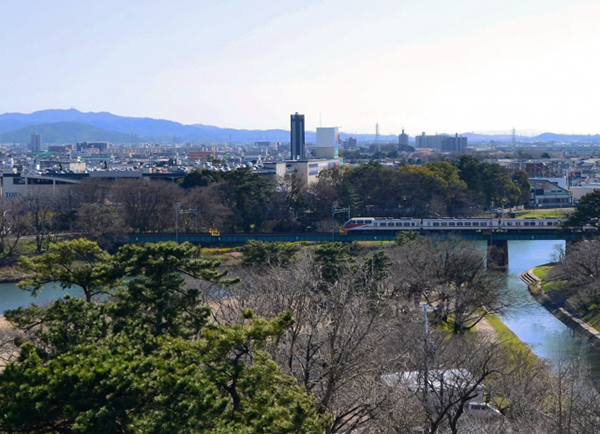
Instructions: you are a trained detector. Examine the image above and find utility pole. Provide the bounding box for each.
[175,202,198,243]
[331,202,351,242]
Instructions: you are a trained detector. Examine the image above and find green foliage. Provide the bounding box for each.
[563,189,600,232]
[242,241,300,267]
[108,242,237,337]
[17,239,114,302]
[314,242,357,284]
[0,314,327,434]
[182,168,276,232]
[179,168,225,188]
[356,251,392,298]
[394,231,425,247]
[511,169,531,206]
[1,242,327,434]
[454,155,521,207]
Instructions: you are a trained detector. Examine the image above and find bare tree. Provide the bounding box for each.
[549,240,600,309]
[388,240,506,333]
[112,179,183,233]
[181,184,232,232]
[18,187,55,253]
[0,200,28,259]
[210,251,399,434]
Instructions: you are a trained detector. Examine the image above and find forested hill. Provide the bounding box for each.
[0,109,293,143]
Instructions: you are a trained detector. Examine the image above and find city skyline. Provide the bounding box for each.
[1,0,599,135]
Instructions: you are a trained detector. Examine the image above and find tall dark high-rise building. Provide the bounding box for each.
[290,112,305,160]
[30,132,42,153]
[398,128,409,146]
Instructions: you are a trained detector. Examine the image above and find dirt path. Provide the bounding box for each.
[475,317,499,341]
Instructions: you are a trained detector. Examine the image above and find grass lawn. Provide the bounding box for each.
[516,209,570,219]
[583,309,600,332]
[486,314,524,347]
[533,265,600,334]
[532,265,565,294]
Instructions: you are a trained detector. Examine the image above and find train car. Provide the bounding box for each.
[421,218,500,230]
[499,217,560,229]
[343,216,564,233]
[342,217,421,231]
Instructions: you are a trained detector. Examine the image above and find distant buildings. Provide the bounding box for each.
[343,137,358,149]
[441,134,467,152]
[76,141,110,152]
[529,180,573,208]
[30,133,42,153]
[398,129,409,146]
[188,151,215,163]
[415,133,446,150]
[315,127,339,159]
[290,113,306,160]
[415,132,467,151]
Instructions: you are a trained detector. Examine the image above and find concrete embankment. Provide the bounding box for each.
[520,268,600,352]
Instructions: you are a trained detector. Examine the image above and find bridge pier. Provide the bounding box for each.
[565,240,577,256]
[487,239,509,269]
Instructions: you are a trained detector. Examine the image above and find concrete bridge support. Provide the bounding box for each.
[565,240,578,257]
[487,239,509,269]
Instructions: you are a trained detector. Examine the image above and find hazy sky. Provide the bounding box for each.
[1,0,599,135]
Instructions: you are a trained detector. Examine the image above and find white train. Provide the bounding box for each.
[342,217,561,232]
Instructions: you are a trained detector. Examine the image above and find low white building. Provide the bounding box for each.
[529,180,573,208]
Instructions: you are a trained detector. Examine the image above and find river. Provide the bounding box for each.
[0,240,598,371]
[495,240,600,373]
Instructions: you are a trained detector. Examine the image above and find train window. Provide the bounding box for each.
[448,222,455,227]
[380,222,387,227]
[524,222,529,226]
[547,222,553,226]
[456,222,463,226]
[433,222,440,227]
[506,221,512,226]
[403,223,409,227]
[472,222,479,226]
[464,222,471,226]
[356,220,363,224]
[441,222,447,227]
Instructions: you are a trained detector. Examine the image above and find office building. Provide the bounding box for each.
[30,133,42,153]
[290,113,306,160]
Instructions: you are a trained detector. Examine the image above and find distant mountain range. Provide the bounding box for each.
[0,109,598,145]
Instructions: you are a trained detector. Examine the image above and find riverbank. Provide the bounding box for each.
[0,265,28,284]
[520,268,600,352]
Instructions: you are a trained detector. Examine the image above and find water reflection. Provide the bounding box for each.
[498,240,600,374]
[0,282,85,313]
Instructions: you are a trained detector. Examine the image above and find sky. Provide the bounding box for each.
[1,0,599,135]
